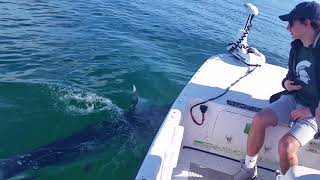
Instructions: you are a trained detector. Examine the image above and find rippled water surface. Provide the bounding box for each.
[0,0,307,179]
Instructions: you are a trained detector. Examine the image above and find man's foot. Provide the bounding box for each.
[275,170,282,179]
[233,160,258,180]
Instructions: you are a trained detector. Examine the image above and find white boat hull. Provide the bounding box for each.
[136,54,320,180]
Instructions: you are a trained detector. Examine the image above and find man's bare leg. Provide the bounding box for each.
[278,134,300,174]
[233,108,278,180]
[247,108,278,156]
[315,102,320,128]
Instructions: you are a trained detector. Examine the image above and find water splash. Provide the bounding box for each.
[49,85,123,116]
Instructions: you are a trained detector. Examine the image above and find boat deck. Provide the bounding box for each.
[136,55,320,180]
[172,147,275,180]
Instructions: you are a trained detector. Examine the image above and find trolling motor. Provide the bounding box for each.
[191,3,265,126]
[227,3,265,66]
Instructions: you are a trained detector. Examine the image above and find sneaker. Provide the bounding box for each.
[275,170,283,180]
[233,160,258,180]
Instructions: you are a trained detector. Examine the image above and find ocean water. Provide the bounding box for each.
[0,0,307,179]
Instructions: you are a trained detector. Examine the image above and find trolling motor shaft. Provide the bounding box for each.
[227,3,265,66]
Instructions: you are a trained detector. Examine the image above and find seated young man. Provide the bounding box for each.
[234,1,320,179]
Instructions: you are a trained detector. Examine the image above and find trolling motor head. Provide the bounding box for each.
[227,3,265,66]
[245,3,259,16]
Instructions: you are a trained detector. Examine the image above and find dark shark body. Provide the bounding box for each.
[0,98,171,179]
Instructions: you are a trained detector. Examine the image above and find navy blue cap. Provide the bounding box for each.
[279,1,320,22]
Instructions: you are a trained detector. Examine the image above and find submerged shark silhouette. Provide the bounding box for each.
[0,86,171,179]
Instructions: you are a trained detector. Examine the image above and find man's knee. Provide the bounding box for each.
[278,134,300,158]
[252,108,277,128]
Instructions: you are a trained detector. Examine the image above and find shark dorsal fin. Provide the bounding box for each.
[130,85,138,110]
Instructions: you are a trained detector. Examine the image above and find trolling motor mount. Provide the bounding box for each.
[226,3,265,66]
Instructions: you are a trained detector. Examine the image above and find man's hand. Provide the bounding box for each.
[284,80,302,91]
[291,107,312,121]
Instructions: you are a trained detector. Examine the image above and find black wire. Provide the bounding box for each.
[191,14,260,125]
[228,15,254,53]
[191,65,259,125]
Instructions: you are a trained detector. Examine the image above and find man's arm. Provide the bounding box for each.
[281,49,296,89]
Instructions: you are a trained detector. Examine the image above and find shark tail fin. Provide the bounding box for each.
[130,85,138,111]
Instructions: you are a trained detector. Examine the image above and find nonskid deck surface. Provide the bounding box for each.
[172,147,275,180]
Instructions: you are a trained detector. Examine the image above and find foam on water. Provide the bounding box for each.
[49,85,123,116]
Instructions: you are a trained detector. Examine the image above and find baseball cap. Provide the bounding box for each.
[279,1,320,22]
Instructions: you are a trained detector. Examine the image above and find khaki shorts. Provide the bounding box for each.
[268,95,318,146]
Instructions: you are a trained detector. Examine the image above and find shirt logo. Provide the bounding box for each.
[296,60,311,84]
